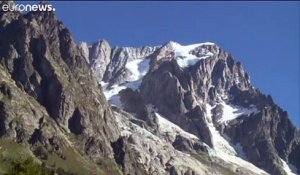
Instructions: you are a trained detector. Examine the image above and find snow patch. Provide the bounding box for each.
[156,113,198,141]
[101,83,126,107]
[125,58,150,82]
[280,158,298,175]
[170,42,214,68]
[114,112,161,143]
[218,101,258,124]
[101,58,150,107]
[206,104,237,156]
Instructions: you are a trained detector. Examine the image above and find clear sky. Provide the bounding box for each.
[28,1,300,127]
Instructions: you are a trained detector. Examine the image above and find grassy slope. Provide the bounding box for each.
[0,139,121,175]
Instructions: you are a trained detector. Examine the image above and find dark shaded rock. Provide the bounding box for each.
[33,146,48,160]
[169,166,179,175]
[111,137,126,170]
[28,128,43,145]
[289,139,300,174]
[0,82,12,98]
[172,135,209,154]
[119,88,158,129]
[0,101,6,136]
[68,108,84,135]
[185,106,213,147]
[119,88,145,114]
[111,136,149,175]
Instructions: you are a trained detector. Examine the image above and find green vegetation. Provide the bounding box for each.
[6,158,50,175]
[0,139,33,174]
[3,158,79,175]
[0,139,121,175]
[42,146,104,175]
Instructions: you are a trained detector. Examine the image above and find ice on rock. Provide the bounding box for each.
[205,104,268,175]
[125,58,150,82]
[218,101,259,124]
[170,42,215,68]
[101,41,216,106]
[101,58,151,107]
[156,113,199,141]
[280,158,298,175]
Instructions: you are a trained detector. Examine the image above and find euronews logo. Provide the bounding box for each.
[1,2,55,12]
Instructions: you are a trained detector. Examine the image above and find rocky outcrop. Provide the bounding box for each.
[79,40,159,87]
[79,40,112,82]
[0,3,120,174]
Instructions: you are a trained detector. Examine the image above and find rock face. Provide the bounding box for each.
[0,3,120,174]
[89,39,299,175]
[79,40,158,85]
[139,42,300,174]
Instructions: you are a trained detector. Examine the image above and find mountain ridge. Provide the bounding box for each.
[81,39,299,175]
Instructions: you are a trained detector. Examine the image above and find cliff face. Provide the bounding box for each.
[0,2,120,174]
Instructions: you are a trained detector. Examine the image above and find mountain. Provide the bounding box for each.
[81,40,300,175]
[0,1,299,175]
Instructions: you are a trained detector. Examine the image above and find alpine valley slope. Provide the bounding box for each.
[80,39,300,175]
[0,1,299,175]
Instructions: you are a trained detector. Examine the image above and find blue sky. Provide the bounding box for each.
[32,1,300,127]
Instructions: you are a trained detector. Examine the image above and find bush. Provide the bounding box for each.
[7,158,51,175]
[6,158,80,175]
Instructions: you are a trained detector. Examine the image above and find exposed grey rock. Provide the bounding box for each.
[172,134,210,154]
[112,108,261,175]
[81,39,159,87]
[88,40,112,81]
[0,7,120,174]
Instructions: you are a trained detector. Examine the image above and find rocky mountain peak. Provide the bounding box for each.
[85,39,299,175]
